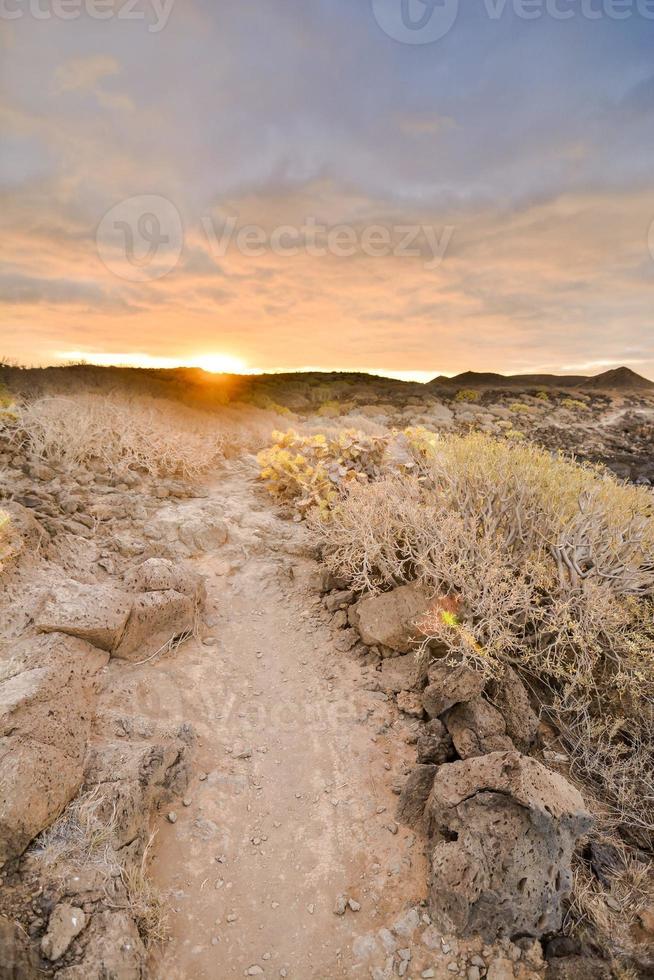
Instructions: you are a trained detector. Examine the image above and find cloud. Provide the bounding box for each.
[53,55,121,94]
[1,1,653,377]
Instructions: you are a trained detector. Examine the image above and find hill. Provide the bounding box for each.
[581,366,654,391]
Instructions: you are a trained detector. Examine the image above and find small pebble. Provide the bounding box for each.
[333,895,347,916]
[348,898,361,912]
[167,811,177,824]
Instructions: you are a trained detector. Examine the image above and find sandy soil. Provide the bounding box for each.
[98,461,428,979]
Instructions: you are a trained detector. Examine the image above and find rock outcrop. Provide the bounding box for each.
[123,556,206,607]
[424,751,592,939]
[0,633,108,866]
[349,582,430,654]
[443,696,515,758]
[34,573,199,663]
[422,659,485,718]
[396,764,438,827]
[486,666,539,752]
[379,652,426,693]
[53,911,147,979]
[35,580,132,652]
[112,589,195,662]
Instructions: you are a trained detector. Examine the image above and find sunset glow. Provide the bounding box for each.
[2,3,654,378]
[56,351,256,375]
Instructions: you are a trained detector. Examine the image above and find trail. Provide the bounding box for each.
[111,460,427,979]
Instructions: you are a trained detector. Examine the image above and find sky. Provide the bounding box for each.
[1,0,654,380]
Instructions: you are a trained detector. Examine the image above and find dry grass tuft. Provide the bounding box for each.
[120,833,169,948]
[34,786,121,874]
[34,789,169,948]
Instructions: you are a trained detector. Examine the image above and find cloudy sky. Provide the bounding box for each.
[1,0,654,378]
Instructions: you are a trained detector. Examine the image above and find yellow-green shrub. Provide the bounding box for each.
[257,429,387,515]
[509,402,536,414]
[455,388,480,403]
[562,397,589,411]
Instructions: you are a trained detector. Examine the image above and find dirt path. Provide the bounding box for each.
[105,460,427,979]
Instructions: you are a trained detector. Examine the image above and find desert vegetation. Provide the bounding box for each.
[2,365,654,978]
[314,435,654,833]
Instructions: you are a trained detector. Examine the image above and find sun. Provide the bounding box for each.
[192,353,250,374]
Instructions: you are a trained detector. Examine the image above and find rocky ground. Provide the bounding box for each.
[1,367,653,979]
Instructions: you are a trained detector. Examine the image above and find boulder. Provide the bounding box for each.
[443,697,515,758]
[35,579,131,652]
[112,589,195,662]
[396,691,424,717]
[416,724,455,765]
[123,557,206,607]
[0,634,107,866]
[41,904,86,961]
[53,911,146,980]
[379,653,426,694]
[424,751,592,939]
[422,660,486,719]
[486,666,539,752]
[348,582,431,654]
[396,764,438,827]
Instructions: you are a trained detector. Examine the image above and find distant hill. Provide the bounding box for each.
[428,370,585,389]
[581,367,654,391]
[429,367,653,391]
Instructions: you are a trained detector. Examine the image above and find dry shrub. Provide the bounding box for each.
[6,393,286,480]
[567,845,654,970]
[315,433,654,841]
[10,394,224,479]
